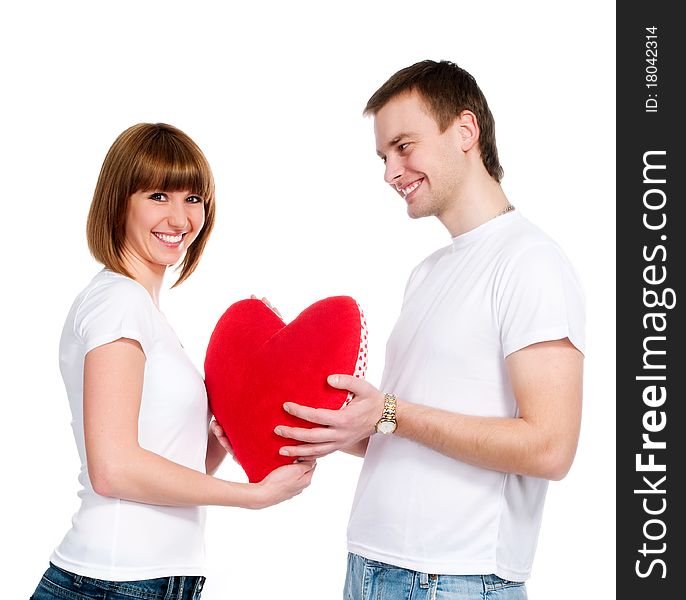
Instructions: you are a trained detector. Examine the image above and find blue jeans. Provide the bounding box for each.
[30,563,205,599]
[344,553,528,600]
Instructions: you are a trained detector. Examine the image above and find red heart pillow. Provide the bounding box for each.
[204,296,367,482]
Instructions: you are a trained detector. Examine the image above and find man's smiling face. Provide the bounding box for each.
[373,90,465,220]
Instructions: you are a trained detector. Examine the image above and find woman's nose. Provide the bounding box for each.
[167,199,190,229]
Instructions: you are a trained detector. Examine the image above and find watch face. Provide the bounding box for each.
[377,420,397,434]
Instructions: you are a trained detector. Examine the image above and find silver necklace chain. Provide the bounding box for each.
[492,203,515,220]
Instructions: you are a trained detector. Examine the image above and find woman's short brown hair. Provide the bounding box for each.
[364,60,504,182]
[86,123,216,286]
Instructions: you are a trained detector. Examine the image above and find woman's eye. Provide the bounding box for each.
[149,192,166,201]
[186,195,203,204]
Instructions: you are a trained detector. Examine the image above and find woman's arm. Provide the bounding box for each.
[84,338,314,509]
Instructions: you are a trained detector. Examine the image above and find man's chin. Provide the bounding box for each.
[406,204,432,220]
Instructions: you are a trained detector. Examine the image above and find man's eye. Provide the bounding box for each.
[399,143,410,152]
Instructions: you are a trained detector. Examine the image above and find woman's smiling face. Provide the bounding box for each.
[122,189,206,274]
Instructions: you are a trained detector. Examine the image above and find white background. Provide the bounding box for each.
[0,2,615,598]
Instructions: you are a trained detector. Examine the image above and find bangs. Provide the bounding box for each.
[128,128,214,200]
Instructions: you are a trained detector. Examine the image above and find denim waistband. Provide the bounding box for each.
[37,563,205,599]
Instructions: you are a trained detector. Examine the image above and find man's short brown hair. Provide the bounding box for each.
[86,123,216,286]
[364,60,504,182]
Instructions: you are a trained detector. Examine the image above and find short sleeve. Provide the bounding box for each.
[73,277,156,357]
[497,243,585,358]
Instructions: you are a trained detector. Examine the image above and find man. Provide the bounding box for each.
[275,60,585,599]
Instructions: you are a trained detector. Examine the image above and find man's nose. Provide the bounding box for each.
[384,156,403,185]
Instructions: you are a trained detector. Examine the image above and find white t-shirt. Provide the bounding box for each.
[51,269,210,581]
[347,211,585,581]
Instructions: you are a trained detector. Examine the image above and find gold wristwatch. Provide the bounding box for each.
[375,393,397,434]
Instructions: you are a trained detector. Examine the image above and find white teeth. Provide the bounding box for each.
[155,232,184,244]
[401,180,421,196]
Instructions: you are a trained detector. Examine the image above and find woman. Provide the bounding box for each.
[30,123,315,600]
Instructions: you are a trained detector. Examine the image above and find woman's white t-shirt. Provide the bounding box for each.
[50,269,209,581]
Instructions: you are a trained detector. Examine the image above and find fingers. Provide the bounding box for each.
[274,425,336,443]
[273,459,316,475]
[254,461,317,508]
[279,460,317,490]
[282,402,342,426]
[263,297,283,318]
[250,294,283,318]
[209,420,234,454]
[298,459,317,474]
[282,461,315,476]
[327,373,369,395]
[209,419,226,439]
[292,461,317,492]
[302,463,316,485]
[280,442,338,459]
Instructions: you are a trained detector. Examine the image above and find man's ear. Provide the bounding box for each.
[454,110,480,152]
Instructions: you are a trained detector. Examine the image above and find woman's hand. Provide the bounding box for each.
[251,294,283,319]
[209,419,235,459]
[249,460,317,509]
[206,419,237,475]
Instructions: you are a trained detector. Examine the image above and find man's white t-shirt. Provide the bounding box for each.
[347,211,585,581]
[50,269,210,581]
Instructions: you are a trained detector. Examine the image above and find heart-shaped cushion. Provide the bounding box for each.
[204,296,367,482]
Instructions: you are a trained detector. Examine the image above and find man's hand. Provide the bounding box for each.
[274,375,385,459]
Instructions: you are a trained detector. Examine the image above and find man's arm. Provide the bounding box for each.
[275,338,583,480]
[341,439,369,458]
